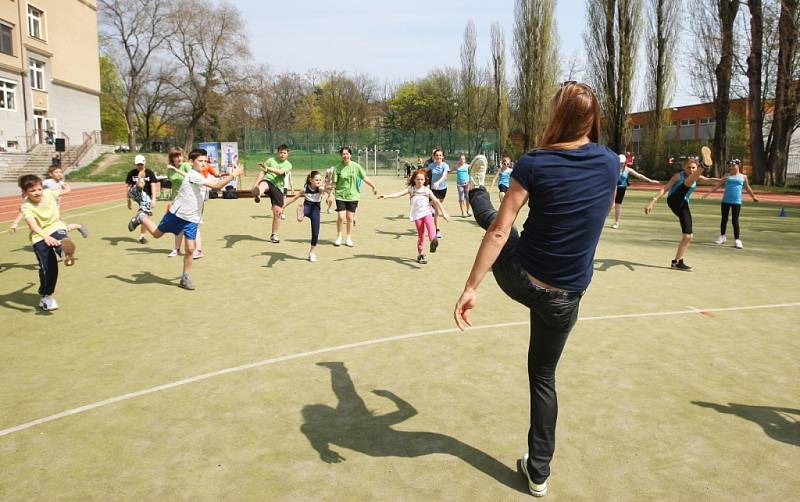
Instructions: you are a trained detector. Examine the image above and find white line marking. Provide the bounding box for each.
[1,203,126,235]
[1,301,798,438]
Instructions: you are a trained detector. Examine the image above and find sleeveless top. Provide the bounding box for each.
[668,172,697,202]
[722,174,745,204]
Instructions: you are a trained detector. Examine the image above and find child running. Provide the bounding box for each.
[644,157,719,270]
[701,159,759,248]
[9,165,88,241]
[454,154,472,217]
[490,156,514,202]
[284,170,327,262]
[611,153,660,229]
[125,155,159,244]
[165,147,192,257]
[17,174,78,310]
[378,168,450,264]
[127,149,242,290]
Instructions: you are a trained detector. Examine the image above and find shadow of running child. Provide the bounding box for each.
[300,361,524,493]
[106,271,178,287]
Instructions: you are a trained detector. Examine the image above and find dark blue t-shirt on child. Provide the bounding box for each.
[510,143,618,292]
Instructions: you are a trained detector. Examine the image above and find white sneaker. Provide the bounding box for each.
[334,236,342,246]
[519,453,548,497]
[280,213,286,220]
[308,252,317,262]
[734,239,743,249]
[611,222,619,229]
[168,249,179,257]
[41,295,59,311]
[715,235,727,245]
[345,237,354,247]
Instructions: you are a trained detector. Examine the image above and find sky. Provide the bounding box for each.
[234,0,697,109]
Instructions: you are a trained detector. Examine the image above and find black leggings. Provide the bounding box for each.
[667,185,693,234]
[721,203,741,239]
[304,201,321,246]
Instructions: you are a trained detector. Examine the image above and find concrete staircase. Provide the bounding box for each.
[0,144,81,182]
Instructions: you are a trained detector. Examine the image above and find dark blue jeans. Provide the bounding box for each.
[32,229,68,296]
[304,201,321,246]
[469,187,582,484]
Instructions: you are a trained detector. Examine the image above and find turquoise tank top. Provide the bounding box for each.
[722,174,745,204]
[617,167,629,187]
[668,171,697,202]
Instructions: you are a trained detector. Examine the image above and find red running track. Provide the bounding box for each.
[0,184,126,222]
[627,182,800,207]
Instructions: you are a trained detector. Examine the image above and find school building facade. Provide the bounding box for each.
[0,0,100,152]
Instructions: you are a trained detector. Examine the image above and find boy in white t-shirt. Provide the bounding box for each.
[127,148,242,290]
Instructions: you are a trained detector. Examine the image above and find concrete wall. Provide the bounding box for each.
[47,81,100,146]
[0,69,26,151]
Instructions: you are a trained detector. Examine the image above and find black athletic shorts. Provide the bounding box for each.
[667,185,693,234]
[432,188,447,201]
[264,181,284,207]
[614,186,627,204]
[498,184,509,193]
[335,199,359,213]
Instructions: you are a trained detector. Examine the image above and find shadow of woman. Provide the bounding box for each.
[692,401,800,447]
[301,361,524,493]
[593,258,673,271]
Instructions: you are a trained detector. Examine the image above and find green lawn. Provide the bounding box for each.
[1,187,798,500]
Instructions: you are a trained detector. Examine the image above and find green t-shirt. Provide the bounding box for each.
[261,157,292,190]
[168,162,192,199]
[332,161,367,201]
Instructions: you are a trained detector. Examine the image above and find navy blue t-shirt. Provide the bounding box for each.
[511,143,618,292]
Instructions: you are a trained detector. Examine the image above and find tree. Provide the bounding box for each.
[460,19,480,154]
[99,56,128,144]
[642,0,680,178]
[766,0,799,185]
[165,0,250,150]
[585,0,644,153]
[746,0,769,183]
[135,67,181,149]
[98,0,173,151]
[514,0,559,150]
[317,72,374,142]
[711,0,741,177]
[490,22,510,155]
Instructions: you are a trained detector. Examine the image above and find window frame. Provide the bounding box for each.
[0,21,13,56]
[27,5,44,41]
[29,57,45,90]
[0,78,18,111]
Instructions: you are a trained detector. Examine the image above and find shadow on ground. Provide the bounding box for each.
[0,282,37,312]
[221,234,269,248]
[124,246,171,255]
[301,362,525,493]
[374,229,416,240]
[0,262,39,273]
[692,401,800,447]
[334,254,421,269]
[106,272,177,287]
[253,251,307,268]
[102,236,139,246]
[593,258,673,272]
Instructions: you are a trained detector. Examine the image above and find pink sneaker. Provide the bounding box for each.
[193,250,204,260]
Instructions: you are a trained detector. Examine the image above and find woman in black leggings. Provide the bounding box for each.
[454,82,618,497]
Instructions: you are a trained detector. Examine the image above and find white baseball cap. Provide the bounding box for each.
[134,154,146,165]
[618,154,626,163]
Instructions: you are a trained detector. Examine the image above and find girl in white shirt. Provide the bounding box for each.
[378,168,450,264]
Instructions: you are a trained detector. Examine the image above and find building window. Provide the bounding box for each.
[670,120,679,127]
[27,6,43,40]
[0,79,16,110]
[680,119,697,126]
[699,117,715,125]
[29,58,45,90]
[0,22,12,56]
[632,124,643,130]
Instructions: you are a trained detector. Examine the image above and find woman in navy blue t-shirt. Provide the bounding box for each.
[454,82,617,497]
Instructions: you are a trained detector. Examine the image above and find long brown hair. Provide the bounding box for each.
[538,82,600,149]
[407,168,429,187]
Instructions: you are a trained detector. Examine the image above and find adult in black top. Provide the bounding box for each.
[125,166,159,198]
[454,82,617,497]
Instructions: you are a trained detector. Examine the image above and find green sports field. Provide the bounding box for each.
[1,182,798,500]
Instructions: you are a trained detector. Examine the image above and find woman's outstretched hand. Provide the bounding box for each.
[454,287,477,331]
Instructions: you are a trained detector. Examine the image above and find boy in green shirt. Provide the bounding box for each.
[331,146,378,247]
[17,174,77,311]
[252,144,292,243]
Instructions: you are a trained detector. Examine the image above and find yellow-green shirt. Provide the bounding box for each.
[332,161,367,201]
[20,189,66,244]
[261,157,292,190]
[168,162,192,199]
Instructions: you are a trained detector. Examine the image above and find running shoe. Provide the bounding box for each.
[430,238,439,253]
[280,213,286,220]
[701,146,713,168]
[270,234,280,243]
[611,222,619,229]
[128,213,143,232]
[417,254,427,264]
[61,238,76,266]
[168,249,179,257]
[734,239,743,249]
[334,236,342,246]
[193,250,204,259]
[251,186,261,203]
[179,274,195,290]
[138,235,148,244]
[435,229,443,239]
[519,453,548,497]
[77,225,89,238]
[345,237,354,247]
[308,252,317,262]
[41,295,59,311]
[715,235,727,245]
[671,259,692,271]
[469,154,488,187]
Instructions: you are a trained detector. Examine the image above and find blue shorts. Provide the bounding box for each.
[157,211,198,240]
